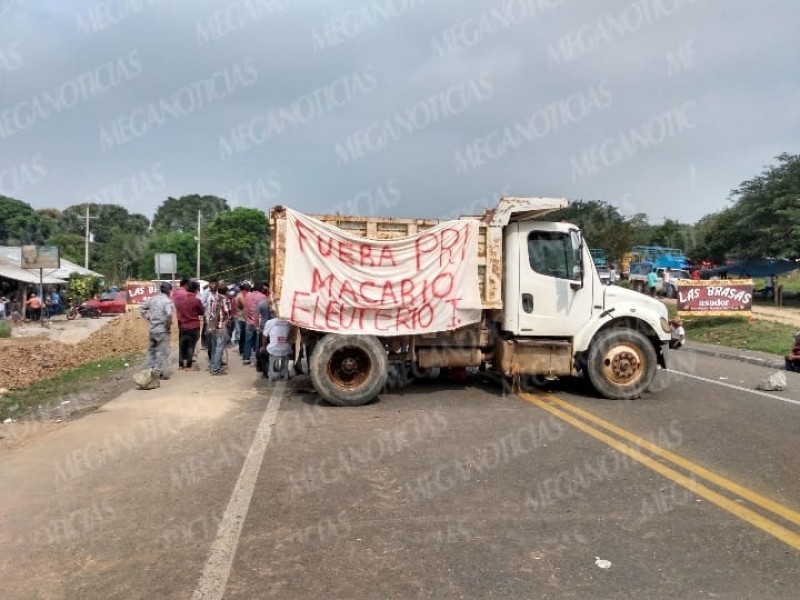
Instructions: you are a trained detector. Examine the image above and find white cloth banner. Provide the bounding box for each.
[279,208,483,336]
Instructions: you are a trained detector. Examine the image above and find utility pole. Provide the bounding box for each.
[84,204,98,270]
[196,209,201,278]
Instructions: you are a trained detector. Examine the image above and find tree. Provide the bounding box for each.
[152,194,229,233]
[37,208,63,238]
[205,207,269,282]
[695,153,800,260]
[649,219,682,247]
[549,200,645,263]
[59,203,149,244]
[0,196,53,244]
[137,231,211,280]
[96,231,148,285]
[47,232,84,265]
[648,219,696,253]
[54,203,150,283]
[693,211,738,263]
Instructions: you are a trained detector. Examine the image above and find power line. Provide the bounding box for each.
[201,261,265,280]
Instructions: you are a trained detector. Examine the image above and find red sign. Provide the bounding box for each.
[677,279,753,317]
[126,280,160,305]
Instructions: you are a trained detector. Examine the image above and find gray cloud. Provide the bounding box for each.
[1,0,798,223]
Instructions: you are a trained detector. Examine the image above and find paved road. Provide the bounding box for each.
[1,349,799,599]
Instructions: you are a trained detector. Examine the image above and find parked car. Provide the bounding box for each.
[86,294,127,315]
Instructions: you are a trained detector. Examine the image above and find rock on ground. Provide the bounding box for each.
[756,371,788,391]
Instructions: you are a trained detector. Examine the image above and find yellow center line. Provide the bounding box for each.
[539,391,800,530]
[518,392,800,551]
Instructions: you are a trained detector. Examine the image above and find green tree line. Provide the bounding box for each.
[544,153,800,265]
[1,153,797,283]
[0,194,269,285]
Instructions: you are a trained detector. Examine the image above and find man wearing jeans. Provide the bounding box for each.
[208,284,231,375]
[254,284,273,372]
[139,282,174,379]
[242,282,266,365]
[235,282,250,356]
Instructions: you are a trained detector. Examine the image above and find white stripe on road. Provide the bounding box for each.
[670,370,800,406]
[192,382,286,600]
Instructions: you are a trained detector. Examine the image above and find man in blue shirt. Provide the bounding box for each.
[49,290,61,316]
[647,269,658,297]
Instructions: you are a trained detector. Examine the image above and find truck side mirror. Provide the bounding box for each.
[569,229,584,290]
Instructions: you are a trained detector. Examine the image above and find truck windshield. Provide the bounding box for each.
[528,231,577,280]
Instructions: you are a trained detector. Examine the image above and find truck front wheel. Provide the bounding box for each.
[587,328,657,400]
[310,334,388,406]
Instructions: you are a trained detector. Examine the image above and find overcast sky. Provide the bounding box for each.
[1,0,798,224]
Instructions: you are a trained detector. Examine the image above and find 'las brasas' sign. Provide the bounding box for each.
[677,279,753,317]
[279,208,482,336]
[126,281,159,305]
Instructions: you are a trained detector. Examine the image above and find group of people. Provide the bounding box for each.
[0,290,64,326]
[138,277,292,381]
[646,268,673,297]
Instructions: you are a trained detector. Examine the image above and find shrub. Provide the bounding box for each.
[0,321,11,338]
[67,273,102,305]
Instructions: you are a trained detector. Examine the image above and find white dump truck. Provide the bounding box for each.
[269,197,671,406]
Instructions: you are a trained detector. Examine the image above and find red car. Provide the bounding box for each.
[67,295,127,319]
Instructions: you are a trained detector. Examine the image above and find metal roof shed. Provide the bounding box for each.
[0,256,65,284]
[0,246,103,279]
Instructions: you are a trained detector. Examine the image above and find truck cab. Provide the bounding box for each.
[499,215,670,398]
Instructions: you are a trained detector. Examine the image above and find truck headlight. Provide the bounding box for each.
[660,317,670,334]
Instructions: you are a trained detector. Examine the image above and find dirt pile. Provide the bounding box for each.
[0,313,170,390]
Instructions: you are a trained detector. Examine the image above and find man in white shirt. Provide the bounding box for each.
[669,317,685,349]
[262,312,292,381]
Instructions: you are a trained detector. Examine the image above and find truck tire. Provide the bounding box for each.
[587,328,657,400]
[310,334,388,406]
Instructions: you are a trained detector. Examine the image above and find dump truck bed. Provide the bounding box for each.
[269,208,503,311]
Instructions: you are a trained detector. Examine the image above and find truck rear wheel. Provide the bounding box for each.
[310,334,388,406]
[587,328,656,400]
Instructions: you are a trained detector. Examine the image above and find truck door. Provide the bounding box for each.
[514,222,594,337]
